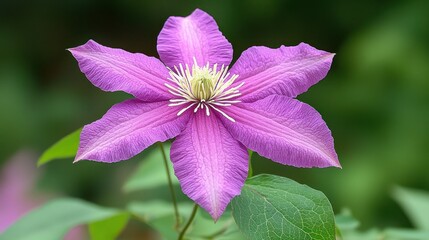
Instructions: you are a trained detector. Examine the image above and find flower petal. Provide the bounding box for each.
[220,95,340,168]
[231,43,334,102]
[170,112,248,220]
[69,40,171,102]
[157,9,233,68]
[75,99,190,163]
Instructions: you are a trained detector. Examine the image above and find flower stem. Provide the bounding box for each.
[177,204,199,240]
[247,150,253,178]
[158,142,181,229]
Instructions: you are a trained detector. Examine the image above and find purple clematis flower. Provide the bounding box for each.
[69,9,340,220]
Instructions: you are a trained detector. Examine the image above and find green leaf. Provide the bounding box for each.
[0,198,123,240]
[89,212,130,240]
[128,200,193,222]
[148,215,179,240]
[213,224,246,240]
[38,128,81,166]
[335,209,360,232]
[335,209,360,239]
[187,210,245,240]
[336,228,429,240]
[336,229,380,240]
[393,187,429,230]
[128,201,245,240]
[384,228,429,240]
[123,142,178,193]
[128,200,193,240]
[231,174,335,240]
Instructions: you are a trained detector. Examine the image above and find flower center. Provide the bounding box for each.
[192,77,214,100]
[165,59,244,122]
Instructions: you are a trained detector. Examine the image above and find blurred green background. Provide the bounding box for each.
[1,0,428,234]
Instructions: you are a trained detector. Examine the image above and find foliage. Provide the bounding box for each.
[2,135,339,239]
[4,129,429,239]
[232,174,335,240]
[38,128,81,166]
[89,212,130,240]
[0,198,127,240]
[122,142,178,193]
[392,187,429,230]
[335,188,429,240]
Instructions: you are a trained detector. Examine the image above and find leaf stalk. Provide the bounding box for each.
[158,142,181,229]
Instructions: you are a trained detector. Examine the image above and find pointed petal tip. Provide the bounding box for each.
[303,154,341,169]
[73,148,84,163]
[66,47,76,54]
[293,42,336,57]
[192,8,204,14]
[327,52,336,60]
[212,214,221,222]
[328,154,341,169]
[73,150,87,163]
[208,208,223,222]
[323,157,341,169]
[333,160,342,169]
[192,202,223,221]
[67,39,96,53]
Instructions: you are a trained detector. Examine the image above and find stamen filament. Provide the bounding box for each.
[210,105,236,122]
[177,103,196,116]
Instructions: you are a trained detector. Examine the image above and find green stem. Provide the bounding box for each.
[247,150,253,178]
[177,204,199,240]
[158,142,181,229]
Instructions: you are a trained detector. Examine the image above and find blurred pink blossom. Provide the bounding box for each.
[0,150,86,239]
